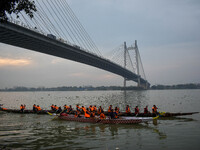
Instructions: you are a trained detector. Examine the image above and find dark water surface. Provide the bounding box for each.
[0,90,200,150]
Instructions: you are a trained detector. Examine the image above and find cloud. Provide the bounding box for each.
[0,57,31,67]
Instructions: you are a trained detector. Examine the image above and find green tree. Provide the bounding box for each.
[0,0,37,22]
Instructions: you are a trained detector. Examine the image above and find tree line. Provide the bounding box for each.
[0,83,200,91]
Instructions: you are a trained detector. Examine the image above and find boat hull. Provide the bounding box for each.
[58,114,153,124]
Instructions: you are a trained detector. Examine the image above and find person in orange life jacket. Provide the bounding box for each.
[20,104,24,112]
[152,105,158,114]
[56,106,62,113]
[67,105,73,113]
[90,110,96,118]
[33,104,37,112]
[115,106,120,114]
[126,105,131,114]
[100,110,106,119]
[144,106,149,114]
[108,105,112,113]
[93,105,97,112]
[85,108,91,118]
[135,106,139,115]
[76,104,80,111]
[36,105,41,111]
[51,104,55,111]
[63,104,69,113]
[89,105,94,112]
[74,110,81,118]
[81,106,86,113]
[98,106,103,115]
[110,109,118,119]
[54,105,59,111]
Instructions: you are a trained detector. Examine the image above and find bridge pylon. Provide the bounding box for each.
[123,40,149,90]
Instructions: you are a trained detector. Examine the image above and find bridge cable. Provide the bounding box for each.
[62,0,102,56]
[41,0,69,41]
[50,0,84,48]
[35,0,62,38]
[59,0,94,52]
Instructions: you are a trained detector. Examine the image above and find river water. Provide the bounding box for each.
[0,90,200,150]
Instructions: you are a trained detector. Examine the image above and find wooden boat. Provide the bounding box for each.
[0,107,198,117]
[0,107,53,114]
[58,113,155,124]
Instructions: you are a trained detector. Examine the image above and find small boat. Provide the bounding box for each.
[58,113,156,124]
[0,107,53,114]
[0,107,198,117]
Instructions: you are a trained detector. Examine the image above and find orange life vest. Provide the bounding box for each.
[89,106,94,112]
[76,105,80,111]
[51,105,54,110]
[37,106,41,111]
[126,106,130,113]
[85,110,90,118]
[55,106,59,110]
[98,107,103,115]
[64,105,69,110]
[74,111,80,118]
[82,107,86,113]
[93,106,97,112]
[90,112,95,118]
[108,106,112,113]
[100,113,106,119]
[152,107,157,113]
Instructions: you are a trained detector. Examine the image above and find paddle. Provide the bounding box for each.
[52,108,66,120]
[153,115,159,120]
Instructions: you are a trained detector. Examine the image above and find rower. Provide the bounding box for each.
[76,104,80,111]
[63,104,69,113]
[20,104,24,112]
[93,105,97,112]
[90,110,96,118]
[51,104,55,111]
[36,105,41,111]
[152,105,158,114]
[109,109,117,119]
[33,104,37,112]
[115,107,120,115]
[57,106,62,113]
[85,108,91,118]
[67,105,73,114]
[126,105,131,114]
[135,106,139,115]
[74,109,81,118]
[98,106,103,115]
[54,105,59,111]
[89,105,94,112]
[144,106,149,114]
[81,106,86,113]
[108,105,112,113]
[100,111,106,119]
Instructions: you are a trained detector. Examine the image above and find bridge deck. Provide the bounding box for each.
[0,22,149,86]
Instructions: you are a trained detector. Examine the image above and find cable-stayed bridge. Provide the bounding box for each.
[0,0,150,89]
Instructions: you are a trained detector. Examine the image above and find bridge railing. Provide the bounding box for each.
[6,17,115,64]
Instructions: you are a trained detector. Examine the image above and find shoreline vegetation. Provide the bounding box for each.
[0,83,200,92]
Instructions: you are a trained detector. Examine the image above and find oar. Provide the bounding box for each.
[47,111,53,115]
[52,109,66,120]
[153,115,159,120]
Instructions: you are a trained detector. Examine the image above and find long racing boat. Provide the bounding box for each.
[0,107,198,117]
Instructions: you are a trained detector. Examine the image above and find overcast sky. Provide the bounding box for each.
[0,0,200,88]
